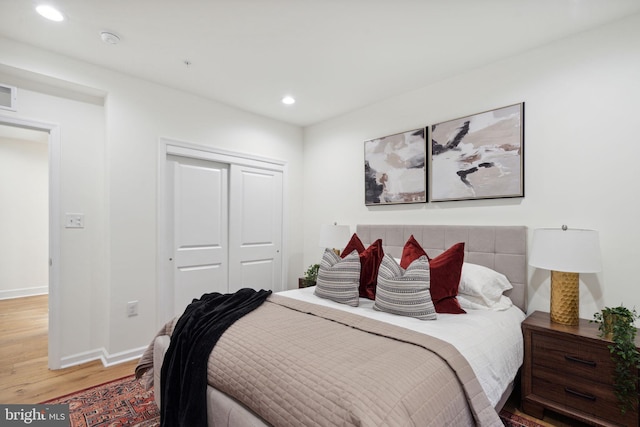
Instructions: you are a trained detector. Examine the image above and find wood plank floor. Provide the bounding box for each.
[0,295,138,404]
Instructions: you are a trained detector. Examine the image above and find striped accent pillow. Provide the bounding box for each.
[373,254,437,320]
[314,249,361,307]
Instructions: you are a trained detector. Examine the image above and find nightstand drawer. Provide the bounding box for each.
[532,365,620,417]
[532,365,638,426]
[531,332,614,384]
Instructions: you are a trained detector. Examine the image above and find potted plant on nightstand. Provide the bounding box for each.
[592,305,640,414]
[299,263,319,288]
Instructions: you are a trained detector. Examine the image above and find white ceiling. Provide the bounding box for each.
[1,0,639,127]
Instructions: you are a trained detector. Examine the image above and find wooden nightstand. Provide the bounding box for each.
[298,278,315,288]
[522,311,640,426]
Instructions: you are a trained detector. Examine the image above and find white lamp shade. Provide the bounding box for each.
[529,228,602,273]
[318,224,350,250]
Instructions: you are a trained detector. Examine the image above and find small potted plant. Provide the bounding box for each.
[592,305,640,414]
[299,263,319,288]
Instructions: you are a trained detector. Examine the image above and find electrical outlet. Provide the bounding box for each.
[127,301,139,317]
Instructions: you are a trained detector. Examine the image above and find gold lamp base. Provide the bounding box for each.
[550,270,579,325]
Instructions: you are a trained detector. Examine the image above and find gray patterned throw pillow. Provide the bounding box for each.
[373,254,436,320]
[314,249,361,307]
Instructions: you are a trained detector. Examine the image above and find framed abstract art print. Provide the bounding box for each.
[364,128,426,205]
[429,103,524,202]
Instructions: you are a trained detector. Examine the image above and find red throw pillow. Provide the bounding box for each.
[341,234,384,300]
[358,239,384,299]
[400,235,428,269]
[427,242,466,314]
[342,233,366,256]
[401,236,465,314]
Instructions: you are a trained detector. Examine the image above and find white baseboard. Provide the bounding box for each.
[0,286,48,300]
[60,349,105,369]
[59,346,146,370]
[103,345,147,367]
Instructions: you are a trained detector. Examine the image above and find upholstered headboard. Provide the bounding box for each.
[356,224,528,312]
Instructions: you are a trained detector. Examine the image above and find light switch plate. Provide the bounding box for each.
[65,213,84,228]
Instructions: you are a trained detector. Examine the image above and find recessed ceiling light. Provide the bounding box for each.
[36,5,64,22]
[282,96,295,105]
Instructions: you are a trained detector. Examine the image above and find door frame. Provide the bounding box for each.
[156,137,288,328]
[0,114,62,369]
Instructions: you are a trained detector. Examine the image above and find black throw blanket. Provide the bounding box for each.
[160,288,272,427]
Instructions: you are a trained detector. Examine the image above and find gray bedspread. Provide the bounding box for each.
[206,294,501,426]
[137,293,502,426]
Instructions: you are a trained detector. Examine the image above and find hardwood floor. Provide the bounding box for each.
[0,294,138,404]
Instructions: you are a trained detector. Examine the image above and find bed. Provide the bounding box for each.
[139,224,527,426]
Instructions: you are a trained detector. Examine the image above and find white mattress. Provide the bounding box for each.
[279,287,525,407]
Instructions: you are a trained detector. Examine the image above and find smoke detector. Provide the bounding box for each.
[100,31,120,45]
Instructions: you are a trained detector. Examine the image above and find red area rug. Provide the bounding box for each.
[499,409,546,427]
[42,374,539,426]
[42,375,159,426]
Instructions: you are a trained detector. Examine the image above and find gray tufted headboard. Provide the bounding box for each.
[356,224,528,312]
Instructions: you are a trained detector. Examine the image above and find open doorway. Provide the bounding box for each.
[0,124,49,298]
[0,116,61,369]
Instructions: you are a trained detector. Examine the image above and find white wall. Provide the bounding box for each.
[0,137,48,298]
[0,36,304,366]
[303,13,640,321]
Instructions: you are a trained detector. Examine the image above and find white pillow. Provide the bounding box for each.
[457,294,513,311]
[458,263,512,308]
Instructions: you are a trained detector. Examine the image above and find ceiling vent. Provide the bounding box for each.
[0,84,17,111]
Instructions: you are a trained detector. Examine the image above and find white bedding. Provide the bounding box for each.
[279,286,525,407]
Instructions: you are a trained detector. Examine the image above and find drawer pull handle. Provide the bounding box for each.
[565,387,596,401]
[564,355,596,367]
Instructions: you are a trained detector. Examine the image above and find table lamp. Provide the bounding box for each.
[319,223,350,256]
[529,226,602,325]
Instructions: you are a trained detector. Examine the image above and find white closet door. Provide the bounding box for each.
[228,164,283,293]
[167,155,229,317]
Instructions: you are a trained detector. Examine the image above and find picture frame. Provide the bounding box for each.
[364,128,426,205]
[429,103,524,202]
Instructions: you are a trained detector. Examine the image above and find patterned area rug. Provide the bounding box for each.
[499,409,546,427]
[43,375,159,426]
[43,374,541,426]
